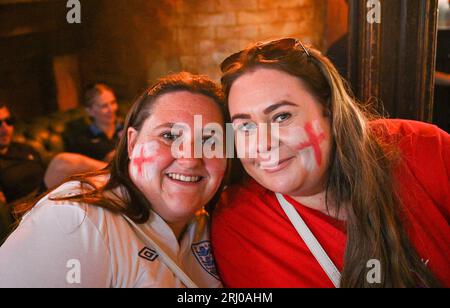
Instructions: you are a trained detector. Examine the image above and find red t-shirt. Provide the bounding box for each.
[211,119,450,287]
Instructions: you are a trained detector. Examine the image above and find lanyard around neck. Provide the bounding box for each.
[275,193,341,288]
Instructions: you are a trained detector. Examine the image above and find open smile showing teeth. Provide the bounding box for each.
[166,173,203,183]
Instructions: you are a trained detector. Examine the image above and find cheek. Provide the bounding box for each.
[205,159,227,180]
[282,120,328,170]
[234,133,258,160]
[129,142,169,182]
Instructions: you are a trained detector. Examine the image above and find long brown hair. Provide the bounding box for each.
[220,38,441,288]
[15,72,228,224]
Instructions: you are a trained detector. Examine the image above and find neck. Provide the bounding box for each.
[290,190,346,221]
[95,120,115,131]
[95,121,116,139]
[168,220,189,242]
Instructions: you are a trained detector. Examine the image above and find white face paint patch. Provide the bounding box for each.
[129,141,160,182]
[298,147,316,172]
[284,125,308,145]
[283,120,326,172]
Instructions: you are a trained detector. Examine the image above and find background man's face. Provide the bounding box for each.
[0,107,14,150]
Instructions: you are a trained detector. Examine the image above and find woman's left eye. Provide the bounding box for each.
[273,113,291,123]
[161,132,179,141]
[203,136,216,145]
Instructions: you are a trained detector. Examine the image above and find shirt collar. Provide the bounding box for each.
[89,122,103,137]
[109,183,206,260]
[89,122,123,137]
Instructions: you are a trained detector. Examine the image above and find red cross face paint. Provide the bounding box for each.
[127,90,227,227]
[129,141,160,181]
[228,67,332,197]
[288,121,327,172]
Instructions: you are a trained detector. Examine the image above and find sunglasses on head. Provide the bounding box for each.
[0,117,15,126]
[220,37,311,73]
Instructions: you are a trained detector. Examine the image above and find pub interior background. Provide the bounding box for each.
[0,0,449,240]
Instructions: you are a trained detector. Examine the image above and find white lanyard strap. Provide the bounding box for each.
[122,215,199,288]
[275,193,341,288]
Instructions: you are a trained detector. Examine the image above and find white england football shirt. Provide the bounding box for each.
[0,179,222,288]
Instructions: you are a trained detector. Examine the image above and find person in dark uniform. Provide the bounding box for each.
[0,103,45,242]
[0,104,45,204]
[63,83,123,162]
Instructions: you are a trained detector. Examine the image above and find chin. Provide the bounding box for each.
[253,177,295,195]
[165,198,202,214]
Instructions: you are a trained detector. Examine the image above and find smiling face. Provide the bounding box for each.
[228,67,332,197]
[127,91,227,226]
[86,88,118,127]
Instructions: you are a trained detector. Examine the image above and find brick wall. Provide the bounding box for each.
[81,0,328,99]
[172,0,327,80]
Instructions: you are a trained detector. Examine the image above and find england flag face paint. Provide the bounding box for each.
[129,141,160,182]
[285,121,327,172]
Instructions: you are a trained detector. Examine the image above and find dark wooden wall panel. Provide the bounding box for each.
[349,0,438,122]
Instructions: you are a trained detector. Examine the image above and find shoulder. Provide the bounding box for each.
[370,120,450,216]
[0,180,116,287]
[26,179,121,236]
[369,118,449,172]
[369,119,449,152]
[369,119,445,138]
[214,178,270,220]
[63,118,91,136]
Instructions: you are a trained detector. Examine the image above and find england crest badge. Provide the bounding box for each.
[191,241,220,280]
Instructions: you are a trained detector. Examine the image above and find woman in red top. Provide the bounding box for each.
[211,38,449,288]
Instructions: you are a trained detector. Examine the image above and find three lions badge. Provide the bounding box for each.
[191,241,220,280]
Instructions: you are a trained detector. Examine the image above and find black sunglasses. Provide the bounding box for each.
[220,37,311,73]
[0,117,15,126]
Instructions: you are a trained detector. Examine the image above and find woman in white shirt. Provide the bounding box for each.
[0,72,227,288]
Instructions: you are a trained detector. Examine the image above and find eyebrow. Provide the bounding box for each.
[154,122,175,130]
[263,101,298,115]
[231,101,298,122]
[230,113,251,122]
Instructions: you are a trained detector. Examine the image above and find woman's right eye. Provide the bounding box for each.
[236,122,257,133]
[161,132,179,141]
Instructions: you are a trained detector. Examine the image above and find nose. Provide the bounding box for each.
[177,156,202,169]
[257,124,273,154]
[176,135,203,167]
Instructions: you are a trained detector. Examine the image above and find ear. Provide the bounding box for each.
[127,127,139,159]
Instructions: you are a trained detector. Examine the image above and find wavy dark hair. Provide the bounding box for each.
[15,72,228,224]
[220,38,441,288]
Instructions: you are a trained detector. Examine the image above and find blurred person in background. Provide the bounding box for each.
[0,102,45,242]
[63,83,123,162]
